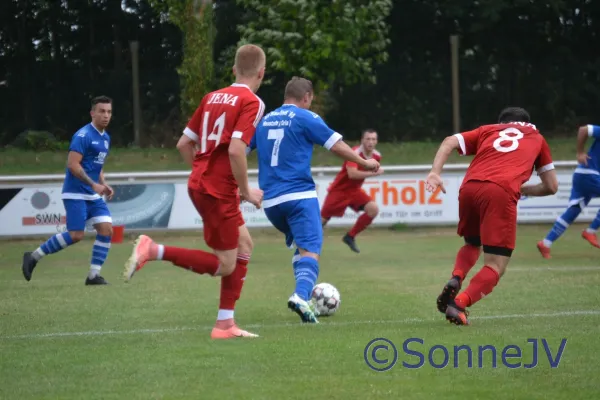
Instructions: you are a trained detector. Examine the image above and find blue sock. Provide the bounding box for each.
[544,205,582,246]
[90,234,111,278]
[293,257,319,301]
[33,232,74,260]
[588,209,600,232]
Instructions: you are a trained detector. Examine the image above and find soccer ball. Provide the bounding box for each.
[311,283,341,316]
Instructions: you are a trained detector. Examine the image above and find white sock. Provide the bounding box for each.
[32,248,45,261]
[542,239,553,248]
[586,228,597,234]
[157,245,164,260]
[217,309,234,321]
[88,267,100,279]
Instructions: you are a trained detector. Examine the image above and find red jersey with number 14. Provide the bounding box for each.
[183,83,265,198]
[455,122,554,201]
[328,145,382,193]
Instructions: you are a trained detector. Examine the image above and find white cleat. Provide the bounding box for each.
[287,293,319,323]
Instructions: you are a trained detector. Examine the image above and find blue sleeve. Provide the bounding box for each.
[303,112,343,150]
[246,134,257,156]
[588,125,600,139]
[69,132,87,155]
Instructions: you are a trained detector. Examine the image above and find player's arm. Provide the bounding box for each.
[346,164,382,179]
[426,130,479,193]
[177,101,204,166]
[176,134,196,166]
[521,169,558,196]
[576,125,600,166]
[330,141,378,170]
[305,115,378,171]
[521,139,558,196]
[229,98,265,207]
[67,151,106,195]
[99,169,115,200]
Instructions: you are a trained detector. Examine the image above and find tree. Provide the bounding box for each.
[149,0,215,118]
[232,0,392,115]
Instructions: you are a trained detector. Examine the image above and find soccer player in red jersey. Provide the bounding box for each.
[123,44,266,339]
[321,129,383,253]
[425,107,559,325]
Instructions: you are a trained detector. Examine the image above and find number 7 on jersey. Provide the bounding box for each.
[268,129,285,167]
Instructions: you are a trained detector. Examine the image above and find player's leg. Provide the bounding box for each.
[582,208,600,248]
[263,203,319,321]
[211,222,258,339]
[448,183,516,326]
[538,173,587,257]
[86,199,113,285]
[123,190,222,281]
[580,175,600,248]
[344,191,378,253]
[285,198,323,323]
[437,184,481,314]
[22,199,84,281]
[320,191,347,228]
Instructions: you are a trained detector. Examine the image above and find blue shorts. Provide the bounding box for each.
[569,173,600,208]
[63,199,112,231]
[264,198,323,255]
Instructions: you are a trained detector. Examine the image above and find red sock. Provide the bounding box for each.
[454,266,500,308]
[218,254,249,312]
[162,246,219,275]
[349,214,375,237]
[452,244,481,281]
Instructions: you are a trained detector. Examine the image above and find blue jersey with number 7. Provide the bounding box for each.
[250,104,342,205]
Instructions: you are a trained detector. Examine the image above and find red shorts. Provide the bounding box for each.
[321,189,373,219]
[457,181,517,250]
[188,188,244,251]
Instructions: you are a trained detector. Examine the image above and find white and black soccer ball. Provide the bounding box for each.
[311,283,341,316]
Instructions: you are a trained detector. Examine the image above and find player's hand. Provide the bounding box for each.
[425,172,446,194]
[104,185,115,201]
[363,159,380,172]
[373,167,384,176]
[243,188,264,209]
[92,183,108,196]
[577,152,591,166]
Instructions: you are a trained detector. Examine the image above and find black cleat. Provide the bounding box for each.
[342,234,360,253]
[436,276,461,314]
[85,275,109,286]
[22,252,38,282]
[445,301,470,326]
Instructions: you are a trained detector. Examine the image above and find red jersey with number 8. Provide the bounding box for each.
[183,83,265,198]
[455,122,554,201]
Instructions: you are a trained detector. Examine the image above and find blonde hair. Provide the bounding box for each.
[234,44,266,77]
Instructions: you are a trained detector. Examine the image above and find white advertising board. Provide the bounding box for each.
[0,163,596,237]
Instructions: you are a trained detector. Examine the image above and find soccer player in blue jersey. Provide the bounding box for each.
[538,124,600,258]
[22,96,115,285]
[249,77,380,323]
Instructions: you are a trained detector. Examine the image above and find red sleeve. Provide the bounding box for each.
[346,161,358,169]
[535,138,555,174]
[232,97,265,145]
[454,128,481,156]
[182,98,206,143]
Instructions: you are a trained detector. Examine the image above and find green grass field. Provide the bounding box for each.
[1,225,599,399]
[0,138,579,175]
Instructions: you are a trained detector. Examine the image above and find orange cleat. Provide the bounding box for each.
[211,324,259,339]
[536,241,551,259]
[445,302,470,326]
[582,230,600,248]
[123,235,158,282]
